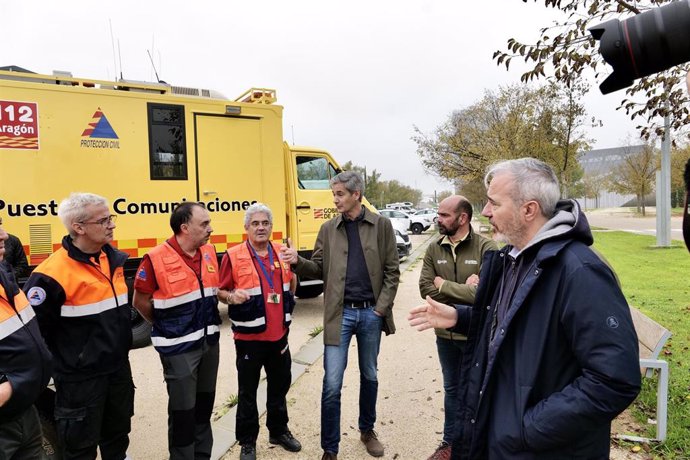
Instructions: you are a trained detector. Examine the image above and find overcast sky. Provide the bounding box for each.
[3,0,638,198]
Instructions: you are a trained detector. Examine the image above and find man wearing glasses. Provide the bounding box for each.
[132,202,222,460]
[23,193,134,460]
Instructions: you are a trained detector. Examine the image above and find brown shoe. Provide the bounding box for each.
[360,430,384,457]
[321,452,337,460]
[427,441,451,460]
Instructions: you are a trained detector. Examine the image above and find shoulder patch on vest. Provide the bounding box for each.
[27,287,47,306]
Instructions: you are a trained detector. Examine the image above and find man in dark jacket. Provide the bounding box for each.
[419,195,496,460]
[0,218,53,459]
[3,233,29,279]
[409,158,641,460]
[24,193,134,460]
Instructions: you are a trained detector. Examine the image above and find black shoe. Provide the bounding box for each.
[269,430,302,452]
[240,443,256,460]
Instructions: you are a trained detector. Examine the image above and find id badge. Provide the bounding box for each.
[268,292,281,304]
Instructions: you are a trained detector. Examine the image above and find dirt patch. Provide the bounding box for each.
[610,409,655,460]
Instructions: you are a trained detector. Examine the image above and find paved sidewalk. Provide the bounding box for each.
[211,230,639,460]
[214,234,443,460]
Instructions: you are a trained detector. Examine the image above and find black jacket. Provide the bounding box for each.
[23,236,131,381]
[4,234,29,279]
[451,200,641,459]
[0,262,52,421]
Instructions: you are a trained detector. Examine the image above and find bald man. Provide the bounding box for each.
[418,195,496,460]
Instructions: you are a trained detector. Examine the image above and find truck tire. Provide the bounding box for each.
[131,308,152,349]
[295,283,323,298]
[411,223,424,234]
[38,409,61,460]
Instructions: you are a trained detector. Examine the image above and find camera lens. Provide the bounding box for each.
[590,0,690,94]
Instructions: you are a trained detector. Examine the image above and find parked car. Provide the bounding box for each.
[395,229,411,259]
[413,208,438,225]
[379,209,411,234]
[402,211,432,234]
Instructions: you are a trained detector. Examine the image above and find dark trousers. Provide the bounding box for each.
[0,406,43,460]
[436,336,465,444]
[160,341,219,460]
[54,361,135,460]
[234,333,291,446]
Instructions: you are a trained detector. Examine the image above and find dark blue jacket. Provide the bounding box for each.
[451,200,641,459]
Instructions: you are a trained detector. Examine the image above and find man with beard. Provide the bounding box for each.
[418,195,496,460]
[409,158,640,459]
[133,202,221,460]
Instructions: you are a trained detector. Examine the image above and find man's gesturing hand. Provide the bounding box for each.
[408,296,458,331]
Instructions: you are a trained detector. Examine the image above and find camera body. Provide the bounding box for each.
[590,0,690,94]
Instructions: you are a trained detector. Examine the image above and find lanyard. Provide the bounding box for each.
[248,243,276,292]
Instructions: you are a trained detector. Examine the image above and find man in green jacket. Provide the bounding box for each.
[419,195,496,460]
[280,171,399,460]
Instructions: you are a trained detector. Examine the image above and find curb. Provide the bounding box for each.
[210,231,436,459]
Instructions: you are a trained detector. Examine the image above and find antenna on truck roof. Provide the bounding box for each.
[147,49,161,83]
[109,19,118,80]
[118,39,124,80]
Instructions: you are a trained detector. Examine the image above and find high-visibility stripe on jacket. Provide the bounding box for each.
[148,242,221,356]
[0,283,33,340]
[226,241,295,334]
[0,269,52,422]
[23,236,129,381]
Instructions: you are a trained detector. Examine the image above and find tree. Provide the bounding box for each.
[542,81,593,197]
[384,180,423,208]
[413,83,589,194]
[581,172,607,209]
[493,1,690,142]
[671,145,690,207]
[341,161,422,209]
[607,143,658,216]
[436,190,454,204]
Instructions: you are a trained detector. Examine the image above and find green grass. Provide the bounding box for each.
[308,325,324,338]
[592,231,690,457]
[212,393,238,421]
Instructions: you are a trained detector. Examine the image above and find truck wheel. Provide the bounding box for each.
[131,308,152,349]
[296,283,323,298]
[411,223,423,234]
[38,410,61,460]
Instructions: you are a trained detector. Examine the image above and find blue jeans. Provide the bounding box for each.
[436,336,465,444]
[321,306,383,454]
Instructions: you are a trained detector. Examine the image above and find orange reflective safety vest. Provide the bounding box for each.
[24,240,131,380]
[148,242,221,356]
[226,241,295,334]
[0,272,52,421]
[0,282,34,341]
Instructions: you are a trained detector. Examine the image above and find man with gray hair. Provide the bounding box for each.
[24,192,134,460]
[217,203,300,460]
[133,201,221,460]
[281,171,400,460]
[409,158,641,459]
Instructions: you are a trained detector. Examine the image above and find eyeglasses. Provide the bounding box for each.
[80,215,117,227]
[249,220,271,228]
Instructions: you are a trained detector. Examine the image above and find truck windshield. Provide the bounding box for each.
[296,156,336,190]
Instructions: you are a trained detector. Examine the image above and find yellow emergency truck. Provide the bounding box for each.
[0,67,351,346]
